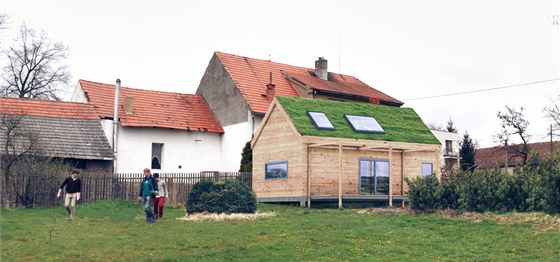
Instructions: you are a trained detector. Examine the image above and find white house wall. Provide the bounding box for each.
[116,126,222,173]
[219,112,263,171]
[71,83,88,103]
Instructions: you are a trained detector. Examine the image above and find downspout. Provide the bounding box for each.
[113,79,121,173]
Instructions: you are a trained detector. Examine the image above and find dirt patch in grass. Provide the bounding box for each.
[358,207,559,233]
[177,211,275,222]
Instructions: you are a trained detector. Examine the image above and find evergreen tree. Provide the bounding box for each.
[460,132,476,171]
[446,118,458,133]
[239,141,252,172]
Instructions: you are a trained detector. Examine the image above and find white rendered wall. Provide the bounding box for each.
[70,83,88,103]
[116,126,222,173]
[219,112,263,172]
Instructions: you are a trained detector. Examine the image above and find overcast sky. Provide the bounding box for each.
[1,0,558,147]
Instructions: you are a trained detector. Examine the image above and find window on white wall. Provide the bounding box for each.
[151,143,163,170]
[422,163,433,178]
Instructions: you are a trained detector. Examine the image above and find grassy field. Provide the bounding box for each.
[1,200,559,261]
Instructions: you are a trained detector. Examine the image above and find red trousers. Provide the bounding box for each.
[153,197,165,218]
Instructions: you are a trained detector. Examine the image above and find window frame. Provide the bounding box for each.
[306,111,336,130]
[358,158,390,195]
[151,143,164,170]
[422,162,433,178]
[264,161,288,180]
[344,114,385,134]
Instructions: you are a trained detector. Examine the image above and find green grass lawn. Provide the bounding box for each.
[1,200,559,261]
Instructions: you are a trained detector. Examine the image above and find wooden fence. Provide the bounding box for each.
[1,172,252,208]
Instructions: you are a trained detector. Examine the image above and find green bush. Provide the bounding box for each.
[187,179,256,214]
[406,152,560,214]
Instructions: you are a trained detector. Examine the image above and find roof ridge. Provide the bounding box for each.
[80,79,198,96]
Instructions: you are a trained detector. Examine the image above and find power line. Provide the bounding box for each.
[403,78,560,101]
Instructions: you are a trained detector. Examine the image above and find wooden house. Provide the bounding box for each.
[251,97,441,207]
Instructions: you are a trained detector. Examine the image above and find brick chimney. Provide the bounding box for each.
[266,72,276,102]
[315,57,328,80]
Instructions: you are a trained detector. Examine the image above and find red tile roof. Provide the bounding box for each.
[79,80,224,133]
[0,97,99,119]
[215,51,403,114]
[475,141,560,168]
[282,70,402,104]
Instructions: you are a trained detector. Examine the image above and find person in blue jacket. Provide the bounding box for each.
[138,168,158,222]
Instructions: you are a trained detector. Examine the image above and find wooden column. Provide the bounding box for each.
[389,147,393,207]
[401,151,405,208]
[307,144,311,208]
[338,144,343,208]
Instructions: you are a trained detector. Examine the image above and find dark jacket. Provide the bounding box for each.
[138,175,158,197]
[60,176,82,194]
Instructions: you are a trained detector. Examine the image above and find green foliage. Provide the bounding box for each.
[407,152,560,214]
[276,96,440,144]
[459,132,476,171]
[187,179,256,214]
[239,141,252,172]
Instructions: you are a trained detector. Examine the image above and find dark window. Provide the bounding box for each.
[151,143,163,170]
[265,161,288,180]
[359,159,390,195]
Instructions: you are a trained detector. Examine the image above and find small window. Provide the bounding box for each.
[344,114,385,133]
[307,111,335,130]
[445,140,453,155]
[265,161,288,180]
[422,163,433,178]
[151,143,163,170]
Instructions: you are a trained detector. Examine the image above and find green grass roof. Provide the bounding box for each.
[276,96,440,144]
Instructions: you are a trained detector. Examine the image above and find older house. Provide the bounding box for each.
[475,141,560,173]
[197,52,403,171]
[71,80,223,173]
[0,98,114,172]
[251,97,440,207]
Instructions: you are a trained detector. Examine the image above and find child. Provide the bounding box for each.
[153,173,169,219]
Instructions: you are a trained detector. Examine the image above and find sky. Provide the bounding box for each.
[1,0,559,148]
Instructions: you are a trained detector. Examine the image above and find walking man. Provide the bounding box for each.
[153,173,169,219]
[138,168,158,223]
[56,169,82,220]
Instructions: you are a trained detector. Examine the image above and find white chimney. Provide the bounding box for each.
[315,57,328,80]
[113,79,121,172]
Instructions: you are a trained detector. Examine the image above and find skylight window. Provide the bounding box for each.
[344,114,385,133]
[307,111,335,130]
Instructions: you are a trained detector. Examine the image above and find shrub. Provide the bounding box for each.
[405,175,440,210]
[187,179,256,214]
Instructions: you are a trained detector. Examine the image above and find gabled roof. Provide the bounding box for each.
[214,52,403,114]
[475,141,560,168]
[269,96,439,144]
[0,98,114,160]
[79,80,224,133]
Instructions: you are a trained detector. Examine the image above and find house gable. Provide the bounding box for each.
[196,53,252,126]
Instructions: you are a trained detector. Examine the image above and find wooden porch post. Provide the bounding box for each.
[338,144,343,208]
[401,151,405,208]
[389,147,393,207]
[307,144,311,208]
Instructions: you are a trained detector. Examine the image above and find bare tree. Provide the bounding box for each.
[425,122,444,132]
[544,96,560,129]
[1,23,70,100]
[495,105,530,165]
